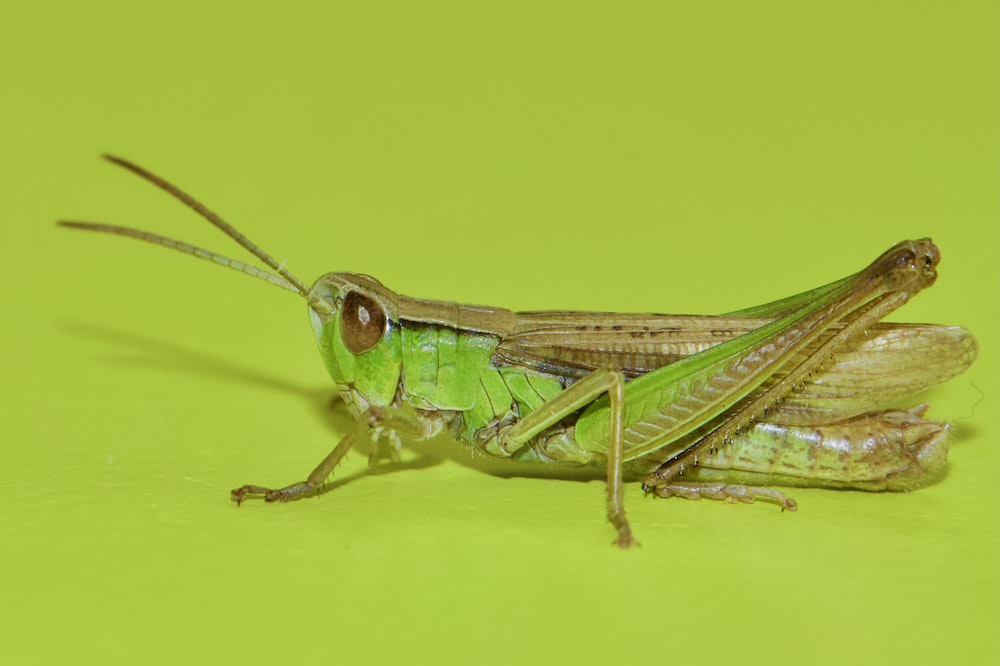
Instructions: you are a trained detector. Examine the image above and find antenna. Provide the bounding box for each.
[58,220,302,295]
[99,154,312,297]
[59,156,341,314]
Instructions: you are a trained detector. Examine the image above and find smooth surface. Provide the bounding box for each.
[2,2,997,664]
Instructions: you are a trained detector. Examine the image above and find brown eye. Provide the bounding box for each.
[340,290,387,354]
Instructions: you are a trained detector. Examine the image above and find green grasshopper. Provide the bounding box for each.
[61,155,978,546]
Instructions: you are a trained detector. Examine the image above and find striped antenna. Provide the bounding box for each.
[57,221,302,295]
[100,154,311,298]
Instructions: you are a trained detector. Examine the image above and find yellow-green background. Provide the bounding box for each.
[2,2,996,664]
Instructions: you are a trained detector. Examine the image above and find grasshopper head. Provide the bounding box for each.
[308,273,403,414]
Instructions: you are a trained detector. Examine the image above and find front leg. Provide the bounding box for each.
[231,406,423,504]
[231,431,358,504]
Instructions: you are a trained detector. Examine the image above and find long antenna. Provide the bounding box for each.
[57,221,302,295]
[100,154,311,298]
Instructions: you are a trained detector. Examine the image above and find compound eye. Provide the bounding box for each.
[340,290,387,354]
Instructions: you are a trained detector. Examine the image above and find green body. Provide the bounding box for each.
[307,261,976,491]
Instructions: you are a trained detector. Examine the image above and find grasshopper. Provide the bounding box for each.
[61,156,978,546]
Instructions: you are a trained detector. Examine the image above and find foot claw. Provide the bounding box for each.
[230,484,279,504]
